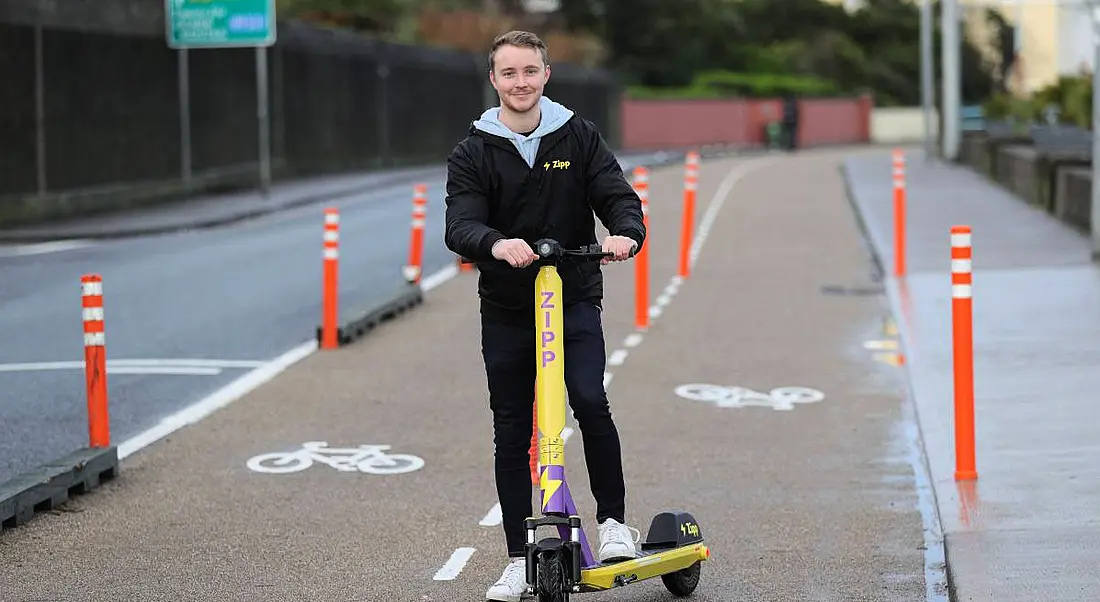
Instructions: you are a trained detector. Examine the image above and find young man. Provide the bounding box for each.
[443,30,646,601]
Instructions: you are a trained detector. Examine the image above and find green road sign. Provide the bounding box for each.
[166,0,276,49]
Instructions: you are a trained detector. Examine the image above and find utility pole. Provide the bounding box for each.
[941,0,961,161]
[921,0,935,159]
[1090,2,1100,259]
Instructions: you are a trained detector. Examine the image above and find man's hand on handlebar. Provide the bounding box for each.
[492,238,538,268]
[601,235,638,264]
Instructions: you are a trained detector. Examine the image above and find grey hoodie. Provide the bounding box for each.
[472,96,575,168]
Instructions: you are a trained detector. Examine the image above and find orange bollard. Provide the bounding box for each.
[405,184,427,284]
[951,225,977,481]
[893,149,906,277]
[678,151,699,279]
[321,208,340,349]
[81,274,110,448]
[633,166,650,330]
[458,255,474,272]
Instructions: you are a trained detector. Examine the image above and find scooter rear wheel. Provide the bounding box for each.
[536,550,569,602]
[661,560,701,596]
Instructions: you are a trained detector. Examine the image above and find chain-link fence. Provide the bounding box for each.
[0,10,621,224]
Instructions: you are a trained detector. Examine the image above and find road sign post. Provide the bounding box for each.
[1091,4,1100,261]
[165,0,277,196]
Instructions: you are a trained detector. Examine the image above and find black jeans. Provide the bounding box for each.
[481,301,626,557]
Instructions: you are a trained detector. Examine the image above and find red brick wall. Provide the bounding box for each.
[620,94,873,150]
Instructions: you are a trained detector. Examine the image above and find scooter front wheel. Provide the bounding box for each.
[661,560,701,597]
[536,549,569,602]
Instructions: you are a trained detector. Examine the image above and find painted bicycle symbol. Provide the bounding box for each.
[674,383,825,411]
[246,441,425,475]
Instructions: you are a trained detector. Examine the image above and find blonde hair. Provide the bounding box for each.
[488,30,549,72]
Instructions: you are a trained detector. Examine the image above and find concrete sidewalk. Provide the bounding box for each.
[843,151,1100,601]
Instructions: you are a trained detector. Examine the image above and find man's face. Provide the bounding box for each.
[490,44,549,114]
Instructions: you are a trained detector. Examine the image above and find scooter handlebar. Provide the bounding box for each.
[533,238,620,263]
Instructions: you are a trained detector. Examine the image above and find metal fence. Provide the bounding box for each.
[0,14,621,221]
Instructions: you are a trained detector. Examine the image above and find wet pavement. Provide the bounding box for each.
[844,152,1100,601]
[0,149,934,601]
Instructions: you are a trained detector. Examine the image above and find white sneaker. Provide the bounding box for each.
[486,557,529,601]
[598,518,640,562]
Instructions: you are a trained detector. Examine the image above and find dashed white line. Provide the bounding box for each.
[421,263,458,290]
[478,504,503,527]
[607,349,628,366]
[433,547,477,580]
[600,158,775,404]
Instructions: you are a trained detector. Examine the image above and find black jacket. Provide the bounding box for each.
[444,115,646,326]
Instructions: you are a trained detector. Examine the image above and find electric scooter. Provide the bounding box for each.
[523,238,710,601]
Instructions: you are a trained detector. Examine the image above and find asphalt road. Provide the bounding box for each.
[0,152,671,486]
[0,149,935,601]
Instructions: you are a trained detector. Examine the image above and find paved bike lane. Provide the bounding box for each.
[561,148,932,601]
[0,154,751,601]
[418,147,935,600]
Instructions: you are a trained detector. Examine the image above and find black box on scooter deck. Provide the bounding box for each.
[642,511,704,550]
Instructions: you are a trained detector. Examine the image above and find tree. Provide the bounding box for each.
[555,0,999,105]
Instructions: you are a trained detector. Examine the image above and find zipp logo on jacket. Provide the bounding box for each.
[544,159,571,171]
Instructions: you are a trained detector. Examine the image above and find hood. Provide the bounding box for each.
[473,96,574,168]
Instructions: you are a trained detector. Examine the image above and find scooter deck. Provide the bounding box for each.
[578,541,709,591]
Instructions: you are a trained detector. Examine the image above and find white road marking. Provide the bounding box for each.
[0,239,93,257]
[479,503,502,527]
[98,366,222,375]
[433,547,477,580]
[688,158,775,269]
[421,263,458,290]
[116,340,318,459]
[115,264,460,461]
[607,349,628,366]
[623,333,643,348]
[862,340,899,351]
